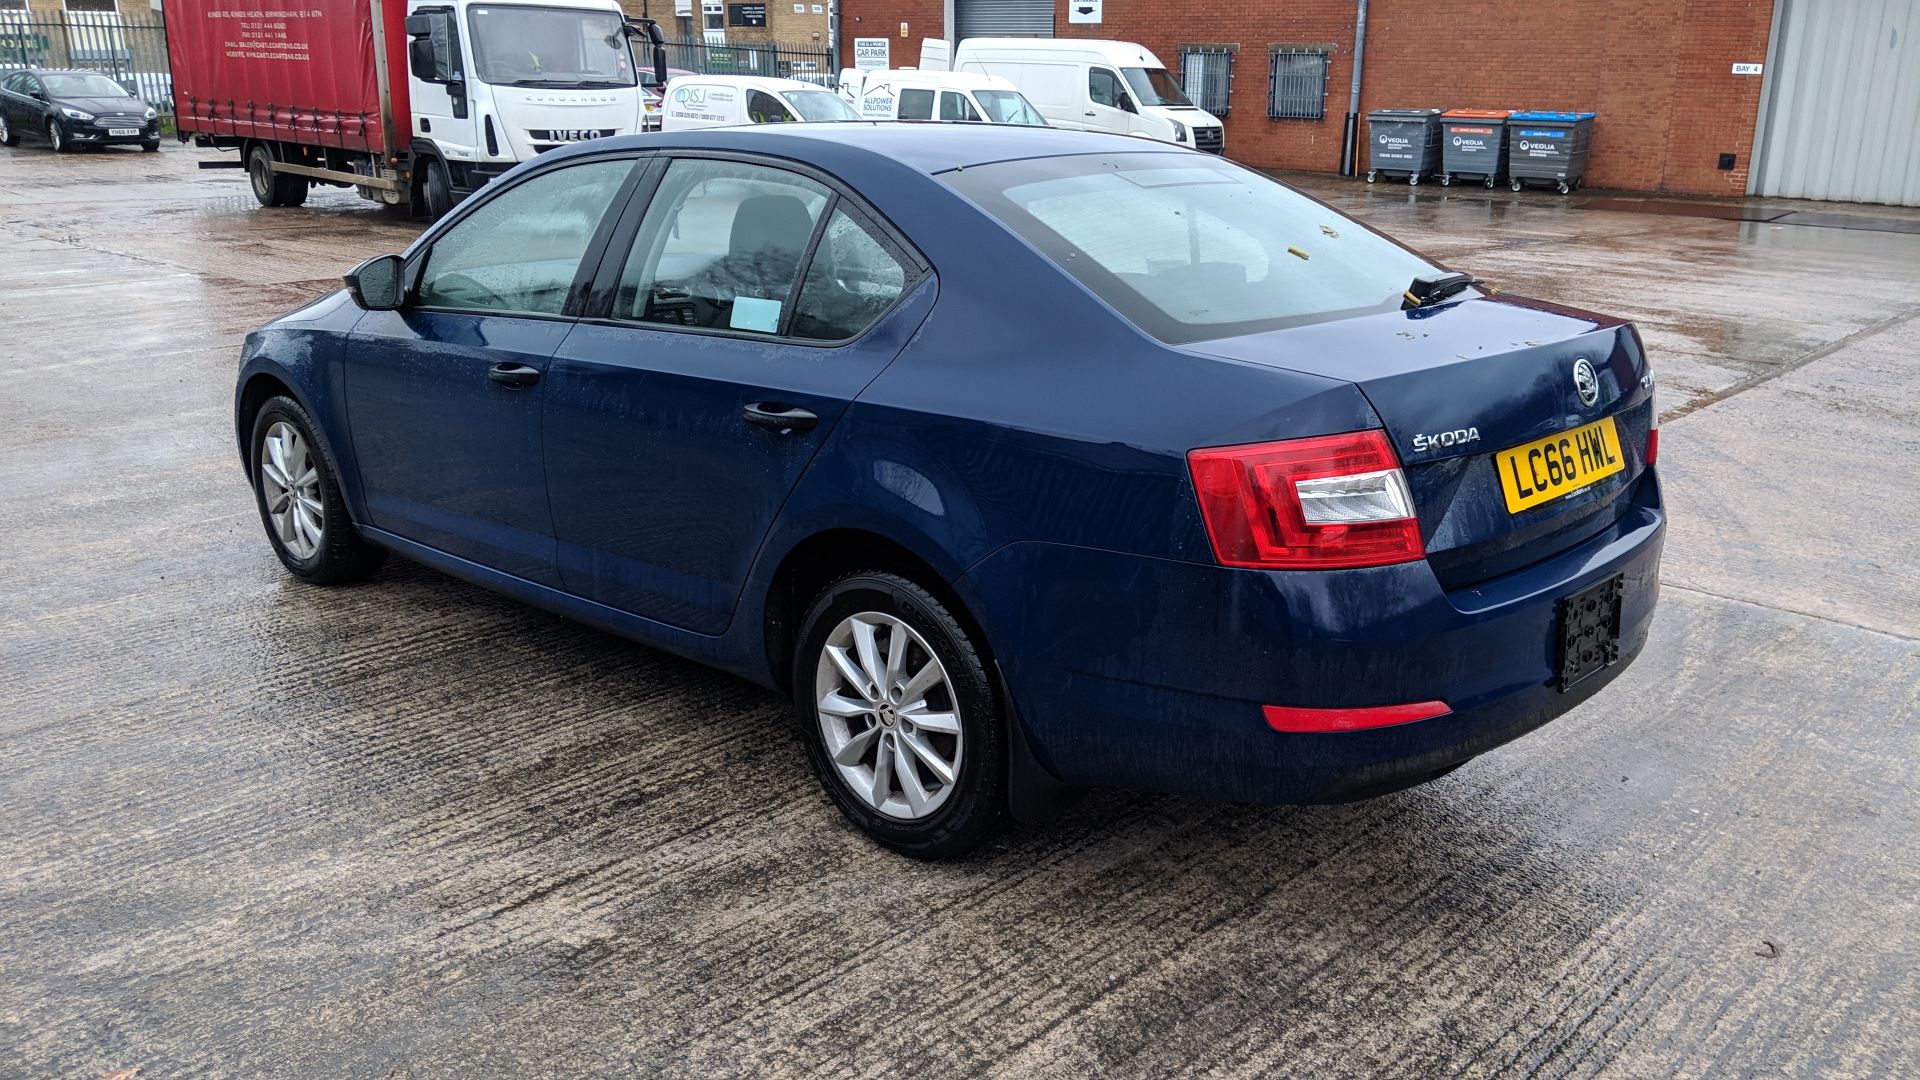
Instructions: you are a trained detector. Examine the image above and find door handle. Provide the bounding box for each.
[488,362,541,388]
[742,402,817,433]
[1084,110,1097,117]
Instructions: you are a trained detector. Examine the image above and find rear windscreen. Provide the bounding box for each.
[941,153,1445,344]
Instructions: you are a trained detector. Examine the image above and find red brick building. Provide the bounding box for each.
[835,0,1918,203]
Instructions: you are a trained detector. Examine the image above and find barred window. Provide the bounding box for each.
[1267,44,1330,120]
[1178,44,1235,117]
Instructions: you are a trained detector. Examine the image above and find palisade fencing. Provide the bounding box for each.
[658,33,836,88]
[0,12,173,115]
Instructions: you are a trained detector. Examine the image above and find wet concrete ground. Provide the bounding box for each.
[2,144,1916,1078]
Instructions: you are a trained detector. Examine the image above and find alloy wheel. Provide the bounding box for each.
[48,121,61,152]
[258,421,324,560]
[0,115,11,143]
[814,611,963,821]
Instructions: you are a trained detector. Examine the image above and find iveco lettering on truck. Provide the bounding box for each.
[166,0,667,217]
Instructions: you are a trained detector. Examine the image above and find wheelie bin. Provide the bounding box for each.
[1439,109,1511,188]
[1507,111,1596,194]
[1365,108,1444,186]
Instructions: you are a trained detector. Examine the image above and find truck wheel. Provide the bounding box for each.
[423,159,453,221]
[275,173,310,207]
[247,144,285,207]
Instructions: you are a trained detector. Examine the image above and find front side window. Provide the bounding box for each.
[944,152,1441,344]
[1088,68,1126,109]
[615,158,830,335]
[748,89,794,123]
[939,91,981,122]
[791,208,909,341]
[1121,66,1192,107]
[417,159,633,315]
[897,87,934,120]
[466,4,635,88]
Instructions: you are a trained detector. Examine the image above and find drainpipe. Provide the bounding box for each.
[1339,0,1369,177]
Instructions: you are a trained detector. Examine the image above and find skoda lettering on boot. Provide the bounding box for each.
[1412,426,1481,453]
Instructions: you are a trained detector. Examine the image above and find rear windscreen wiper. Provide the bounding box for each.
[1402,271,1483,309]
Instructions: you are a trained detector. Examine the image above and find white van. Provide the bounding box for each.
[947,38,1224,152]
[660,75,859,131]
[837,69,1048,127]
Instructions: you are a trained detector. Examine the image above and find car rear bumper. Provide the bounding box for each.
[959,473,1665,804]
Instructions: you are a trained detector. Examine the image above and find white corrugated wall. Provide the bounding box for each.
[1751,0,1920,205]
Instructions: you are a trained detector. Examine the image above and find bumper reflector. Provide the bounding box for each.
[1263,700,1452,733]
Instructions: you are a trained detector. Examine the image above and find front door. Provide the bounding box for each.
[405,4,477,155]
[345,156,637,585]
[1085,66,1136,134]
[543,155,929,633]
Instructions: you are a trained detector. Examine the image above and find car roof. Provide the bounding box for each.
[561,122,1187,176]
[664,74,831,94]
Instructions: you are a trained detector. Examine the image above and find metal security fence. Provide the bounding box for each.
[659,33,836,88]
[0,12,172,114]
[1178,44,1235,118]
[1267,44,1330,121]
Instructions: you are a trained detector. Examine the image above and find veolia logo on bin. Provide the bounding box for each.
[1450,127,1495,150]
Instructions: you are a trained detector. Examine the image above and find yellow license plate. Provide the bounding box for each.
[1495,416,1625,513]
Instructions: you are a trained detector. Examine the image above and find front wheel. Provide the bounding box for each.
[422,158,453,221]
[794,572,1008,858]
[249,396,386,584]
[0,113,17,146]
[47,119,67,153]
[141,139,160,153]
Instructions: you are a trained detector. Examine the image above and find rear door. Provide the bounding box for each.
[345,155,640,585]
[542,154,932,633]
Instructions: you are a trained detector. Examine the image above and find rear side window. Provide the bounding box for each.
[791,208,908,341]
[939,91,980,122]
[943,152,1441,344]
[615,158,830,334]
[897,87,934,120]
[416,159,632,315]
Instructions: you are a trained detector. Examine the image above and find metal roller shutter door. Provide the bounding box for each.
[1750,0,1920,205]
[955,0,1053,40]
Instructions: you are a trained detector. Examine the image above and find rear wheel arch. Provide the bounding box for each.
[763,528,987,696]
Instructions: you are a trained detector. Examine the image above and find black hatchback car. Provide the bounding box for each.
[0,68,160,152]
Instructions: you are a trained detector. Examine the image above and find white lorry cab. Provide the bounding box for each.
[401,0,668,214]
[660,75,859,131]
[945,38,1223,152]
[837,69,1047,127]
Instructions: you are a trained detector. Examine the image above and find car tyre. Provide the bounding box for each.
[793,571,1008,859]
[248,395,386,585]
[0,113,17,147]
[48,119,68,153]
[142,139,161,152]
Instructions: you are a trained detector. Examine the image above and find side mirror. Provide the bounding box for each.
[404,14,433,36]
[345,254,406,311]
[409,37,441,82]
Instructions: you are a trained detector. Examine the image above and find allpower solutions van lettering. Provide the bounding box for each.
[939,37,1224,152]
[837,69,1048,126]
[660,75,859,131]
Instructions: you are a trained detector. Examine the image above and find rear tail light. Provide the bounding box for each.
[1188,430,1424,569]
[1645,427,1659,465]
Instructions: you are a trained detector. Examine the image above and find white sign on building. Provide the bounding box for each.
[854,37,890,70]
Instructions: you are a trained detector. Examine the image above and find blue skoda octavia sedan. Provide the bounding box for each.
[237,124,1663,857]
